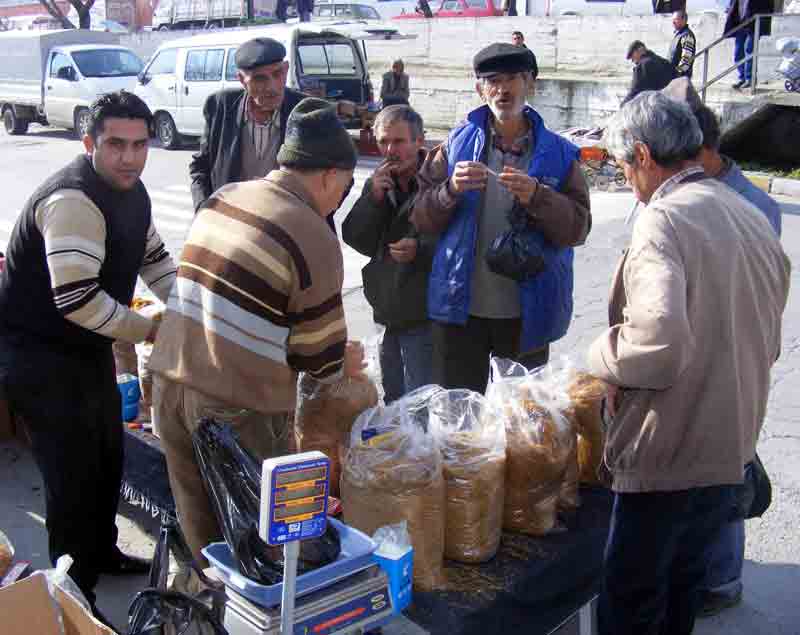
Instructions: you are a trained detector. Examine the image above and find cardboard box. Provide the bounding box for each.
[0,572,116,635]
[373,546,413,614]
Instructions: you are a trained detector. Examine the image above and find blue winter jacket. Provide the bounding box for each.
[428,105,580,351]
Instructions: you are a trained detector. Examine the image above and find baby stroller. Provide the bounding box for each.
[560,126,627,191]
[776,38,800,93]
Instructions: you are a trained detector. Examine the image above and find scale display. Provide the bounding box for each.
[260,451,330,546]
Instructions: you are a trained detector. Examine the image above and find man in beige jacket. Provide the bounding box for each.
[589,92,790,635]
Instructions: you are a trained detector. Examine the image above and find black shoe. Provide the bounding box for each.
[697,588,743,618]
[733,80,746,90]
[91,604,117,631]
[741,80,752,89]
[102,550,151,576]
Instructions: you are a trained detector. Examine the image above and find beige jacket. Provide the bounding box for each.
[588,170,791,493]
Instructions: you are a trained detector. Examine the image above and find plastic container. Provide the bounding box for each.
[373,546,413,614]
[117,373,140,422]
[202,517,377,608]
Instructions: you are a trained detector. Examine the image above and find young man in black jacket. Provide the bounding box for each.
[188,37,304,212]
[670,10,697,78]
[342,106,435,403]
[623,40,678,104]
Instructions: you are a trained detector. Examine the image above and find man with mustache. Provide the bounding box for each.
[342,105,435,402]
[411,43,591,392]
[189,37,304,212]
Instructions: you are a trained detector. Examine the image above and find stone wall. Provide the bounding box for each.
[121,13,797,131]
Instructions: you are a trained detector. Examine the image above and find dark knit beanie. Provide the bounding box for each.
[277,98,358,170]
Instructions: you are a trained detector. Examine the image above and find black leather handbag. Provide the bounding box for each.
[735,453,772,520]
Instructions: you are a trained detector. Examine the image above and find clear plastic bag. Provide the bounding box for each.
[43,555,91,613]
[295,336,382,496]
[566,371,612,487]
[372,521,412,558]
[192,417,341,585]
[341,385,446,591]
[429,389,506,563]
[487,358,575,536]
[133,299,164,415]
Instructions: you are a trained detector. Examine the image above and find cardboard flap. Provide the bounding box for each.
[55,587,116,635]
[0,572,62,635]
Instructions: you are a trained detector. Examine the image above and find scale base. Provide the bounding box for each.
[223,565,393,635]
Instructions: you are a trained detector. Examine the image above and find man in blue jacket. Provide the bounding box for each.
[412,43,591,392]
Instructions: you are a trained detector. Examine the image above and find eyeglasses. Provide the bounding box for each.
[128,589,227,635]
[482,73,524,87]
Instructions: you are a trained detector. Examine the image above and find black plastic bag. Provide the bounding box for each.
[485,204,546,282]
[128,589,228,635]
[192,418,341,585]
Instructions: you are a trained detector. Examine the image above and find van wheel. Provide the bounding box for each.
[157,24,170,31]
[3,108,28,135]
[206,21,221,29]
[155,112,181,149]
[74,108,92,140]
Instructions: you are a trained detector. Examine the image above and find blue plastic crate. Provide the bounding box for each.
[203,517,377,608]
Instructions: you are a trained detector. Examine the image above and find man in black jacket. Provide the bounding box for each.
[342,105,435,403]
[622,41,678,104]
[670,10,696,78]
[189,37,304,212]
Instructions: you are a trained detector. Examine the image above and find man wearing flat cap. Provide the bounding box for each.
[412,42,591,392]
[189,37,304,213]
[151,98,364,563]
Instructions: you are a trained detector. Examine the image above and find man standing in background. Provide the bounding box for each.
[623,40,678,104]
[670,10,697,78]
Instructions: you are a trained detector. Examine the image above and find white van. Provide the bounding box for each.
[134,22,413,148]
[0,30,144,138]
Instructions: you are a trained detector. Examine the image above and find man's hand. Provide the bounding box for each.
[344,341,367,378]
[370,161,396,204]
[498,167,538,205]
[145,317,161,344]
[449,161,488,195]
[388,238,418,263]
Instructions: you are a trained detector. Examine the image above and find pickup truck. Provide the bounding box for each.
[0,30,144,139]
[153,0,279,30]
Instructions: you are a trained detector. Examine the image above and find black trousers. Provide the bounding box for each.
[431,317,549,393]
[598,485,740,635]
[3,341,123,605]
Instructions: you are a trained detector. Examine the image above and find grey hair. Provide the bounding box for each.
[604,92,703,167]
[374,104,424,140]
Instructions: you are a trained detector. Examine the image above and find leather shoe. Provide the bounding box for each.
[102,550,151,576]
[697,588,743,618]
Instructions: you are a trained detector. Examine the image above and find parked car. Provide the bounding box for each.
[134,22,413,148]
[393,0,502,18]
[0,30,143,138]
[313,2,384,20]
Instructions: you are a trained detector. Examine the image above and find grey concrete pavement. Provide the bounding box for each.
[0,127,798,634]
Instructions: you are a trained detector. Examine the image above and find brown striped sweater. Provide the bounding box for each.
[148,171,347,414]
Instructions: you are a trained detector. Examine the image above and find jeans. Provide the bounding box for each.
[702,519,745,597]
[380,324,433,404]
[734,31,754,82]
[598,485,740,635]
[299,10,311,21]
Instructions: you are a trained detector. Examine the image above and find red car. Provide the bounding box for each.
[393,0,503,19]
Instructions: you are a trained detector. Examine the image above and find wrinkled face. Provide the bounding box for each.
[238,61,288,112]
[83,117,149,191]
[476,72,528,122]
[672,12,686,30]
[511,33,524,47]
[620,143,662,204]
[375,120,423,177]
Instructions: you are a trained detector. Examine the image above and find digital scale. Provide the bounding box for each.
[209,451,394,635]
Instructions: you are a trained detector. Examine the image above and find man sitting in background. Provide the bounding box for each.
[380,59,410,107]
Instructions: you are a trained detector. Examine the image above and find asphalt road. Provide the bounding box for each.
[1,125,799,634]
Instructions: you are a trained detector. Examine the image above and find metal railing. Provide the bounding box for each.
[697,12,799,102]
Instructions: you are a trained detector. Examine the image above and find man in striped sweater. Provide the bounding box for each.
[0,91,176,623]
[149,98,362,563]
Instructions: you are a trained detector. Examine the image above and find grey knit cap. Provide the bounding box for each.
[277,98,358,170]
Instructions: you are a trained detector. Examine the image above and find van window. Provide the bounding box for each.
[50,53,73,78]
[225,48,238,81]
[147,49,178,75]
[442,0,460,9]
[72,49,143,78]
[354,5,381,18]
[315,5,333,16]
[185,48,225,82]
[298,43,358,76]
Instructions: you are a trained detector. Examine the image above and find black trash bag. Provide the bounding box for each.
[192,418,341,585]
[128,589,228,635]
[485,203,547,282]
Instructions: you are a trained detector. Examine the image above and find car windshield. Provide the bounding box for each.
[71,49,143,78]
[354,5,381,18]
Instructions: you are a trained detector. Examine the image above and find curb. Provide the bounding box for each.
[744,173,800,199]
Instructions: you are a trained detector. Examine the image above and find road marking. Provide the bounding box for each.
[150,191,195,209]
[151,215,191,234]
[165,184,192,193]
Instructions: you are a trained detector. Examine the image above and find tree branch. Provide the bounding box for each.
[37,0,75,28]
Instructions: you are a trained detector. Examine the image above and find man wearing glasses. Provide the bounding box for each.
[411,43,591,392]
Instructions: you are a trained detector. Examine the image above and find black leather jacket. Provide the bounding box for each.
[189,87,305,211]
